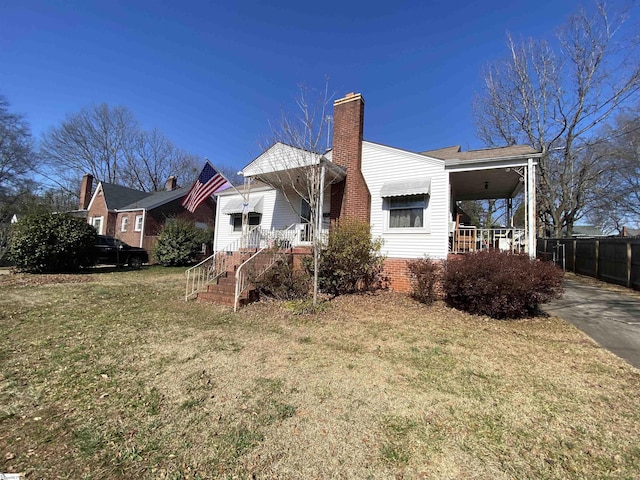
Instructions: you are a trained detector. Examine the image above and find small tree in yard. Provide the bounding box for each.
[307,218,386,297]
[9,212,97,273]
[153,219,210,266]
[443,250,564,319]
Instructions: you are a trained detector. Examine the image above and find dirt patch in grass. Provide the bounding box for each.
[1,269,639,479]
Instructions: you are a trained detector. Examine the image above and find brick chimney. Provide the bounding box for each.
[166,175,177,191]
[330,92,371,223]
[79,173,93,210]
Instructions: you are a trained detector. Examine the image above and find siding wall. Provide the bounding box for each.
[214,187,310,251]
[361,142,449,260]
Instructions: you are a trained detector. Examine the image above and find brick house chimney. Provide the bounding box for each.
[329,92,371,223]
[166,175,177,191]
[79,173,93,210]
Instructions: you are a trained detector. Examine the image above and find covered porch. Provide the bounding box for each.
[436,145,541,258]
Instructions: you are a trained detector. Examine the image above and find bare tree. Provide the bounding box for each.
[252,84,335,307]
[40,103,137,188]
[40,103,204,199]
[123,128,200,191]
[474,3,640,237]
[0,94,35,222]
[589,109,640,230]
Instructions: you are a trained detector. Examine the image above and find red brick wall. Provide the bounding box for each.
[114,211,143,246]
[86,186,110,234]
[383,258,413,293]
[330,93,371,223]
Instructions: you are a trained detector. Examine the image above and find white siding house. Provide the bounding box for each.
[202,91,541,298]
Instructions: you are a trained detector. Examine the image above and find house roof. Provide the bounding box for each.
[100,183,152,210]
[421,144,539,161]
[569,225,605,237]
[120,187,190,210]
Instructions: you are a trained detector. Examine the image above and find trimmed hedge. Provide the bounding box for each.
[407,257,440,305]
[9,212,97,273]
[443,250,564,319]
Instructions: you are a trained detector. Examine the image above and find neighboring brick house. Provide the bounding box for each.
[212,92,542,292]
[79,175,215,259]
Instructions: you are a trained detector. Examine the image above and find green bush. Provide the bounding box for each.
[407,257,441,304]
[442,250,564,319]
[254,260,310,300]
[308,218,386,296]
[8,212,97,273]
[153,219,210,266]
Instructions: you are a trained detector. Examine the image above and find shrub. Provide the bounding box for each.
[442,250,564,319]
[407,257,441,304]
[153,219,210,266]
[308,218,386,296]
[9,212,97,273]
[254,260,310,300]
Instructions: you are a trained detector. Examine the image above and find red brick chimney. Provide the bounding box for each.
[79,173,93,210]
[330,92,371,223]
[166,175,177,191]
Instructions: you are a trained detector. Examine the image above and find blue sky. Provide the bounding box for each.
[1,0,602,177]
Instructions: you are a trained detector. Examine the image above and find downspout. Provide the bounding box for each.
[139,209,147,248]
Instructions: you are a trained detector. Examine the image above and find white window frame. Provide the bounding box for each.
[121,216,129,232]
[384,195,430,233]
[91,216,104,234]
[134,215,143,232]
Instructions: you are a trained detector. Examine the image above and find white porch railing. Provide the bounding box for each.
[184,226,261,301]
[451,227,526,254]
[185,222,329,305]
[234,225,299,311]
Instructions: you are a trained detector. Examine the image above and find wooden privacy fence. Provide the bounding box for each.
[537,237,640,290]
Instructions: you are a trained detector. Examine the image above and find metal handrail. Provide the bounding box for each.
[184,225,261,301]
[233,225,298,311]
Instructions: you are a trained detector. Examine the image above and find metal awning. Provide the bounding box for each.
[380,178,431,198]
[222,196,264,214]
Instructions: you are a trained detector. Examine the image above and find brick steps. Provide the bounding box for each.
[195,252,294,308]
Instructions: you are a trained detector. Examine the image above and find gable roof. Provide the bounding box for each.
[100,183,152,210]
[120,187,190,210]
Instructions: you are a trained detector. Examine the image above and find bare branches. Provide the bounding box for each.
[0,94,35,221]
[474,2,640,236]
[40,103,201,195]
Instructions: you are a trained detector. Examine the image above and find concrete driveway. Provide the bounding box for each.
[543,276,640,369]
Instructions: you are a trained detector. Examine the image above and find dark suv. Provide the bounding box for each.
[95,235,149,268]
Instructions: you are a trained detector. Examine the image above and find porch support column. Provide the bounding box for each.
[527,158,536,258]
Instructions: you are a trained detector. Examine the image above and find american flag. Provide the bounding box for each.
[181,162,231,212]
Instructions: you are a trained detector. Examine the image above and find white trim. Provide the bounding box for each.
[86,183,103,212]
[527,158,536,258]
[134,214,143,232]
[120,216,128,232]
[90,216,104,234]
[139,209,146,248]
[382,195,431,234]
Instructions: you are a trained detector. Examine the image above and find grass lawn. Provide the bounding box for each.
[1,267,639,479]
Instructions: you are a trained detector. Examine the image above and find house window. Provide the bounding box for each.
[134,215,143,232]
[233,213,261,232]
[121,216,128,232]
[91,216,103,234]
[388,195,427,228]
